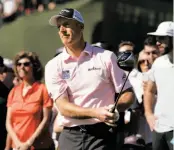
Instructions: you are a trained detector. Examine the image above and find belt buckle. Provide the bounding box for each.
[79,125,87,132]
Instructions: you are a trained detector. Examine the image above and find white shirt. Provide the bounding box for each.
[129,69,143,104]
[148,54,174,132]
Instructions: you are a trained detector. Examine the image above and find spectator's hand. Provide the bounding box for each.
[145,113,158,131]
[14,141,23,150]
[19,142,30,150]
[143,81,148,92]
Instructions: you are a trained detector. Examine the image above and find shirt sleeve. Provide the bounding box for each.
[108,52,132,93]
[42,84,53,108]
[6,87,15,107]
[45,59,68,101]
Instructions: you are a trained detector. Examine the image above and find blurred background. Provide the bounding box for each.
[0,0,173,65]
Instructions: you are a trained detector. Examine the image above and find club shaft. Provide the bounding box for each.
[110,71,131,113]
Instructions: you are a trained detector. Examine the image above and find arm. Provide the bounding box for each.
[117,88,134,112]
[55,94,94,119]
[6,107,22,148]
[55,95,116,124]
[108,52,134,112]
[144,80,157,131]
[4,133,12,150]
[144,80,157,116]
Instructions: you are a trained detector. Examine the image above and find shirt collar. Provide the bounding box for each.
[62,42,93,62]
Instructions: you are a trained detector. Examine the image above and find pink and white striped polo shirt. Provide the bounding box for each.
[45,43,132,127]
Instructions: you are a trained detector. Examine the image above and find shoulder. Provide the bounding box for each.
[152,54,168,68]
[8,83,21,97]
[92,45,116,61]
[45,54,63,70]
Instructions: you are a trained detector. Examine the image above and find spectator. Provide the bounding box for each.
[0,55,14,150]
[45,8,134,150]
[143,36,160,66]
[144,21,174,150]
[6,51,54,150]
[123,49,159,149]
[118,41,135,53]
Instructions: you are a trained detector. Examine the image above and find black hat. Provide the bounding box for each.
[49,8,84,26]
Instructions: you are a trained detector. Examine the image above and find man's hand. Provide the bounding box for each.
[94,105,119,126]
[145,113,158,131]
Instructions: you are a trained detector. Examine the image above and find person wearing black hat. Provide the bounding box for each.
[45,8,134,150]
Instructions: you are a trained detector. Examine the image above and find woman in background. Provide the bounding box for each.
[6,51,54,150]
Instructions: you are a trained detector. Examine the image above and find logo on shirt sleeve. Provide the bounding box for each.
[62,70,70,79]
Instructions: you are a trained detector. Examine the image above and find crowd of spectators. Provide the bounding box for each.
[0,0,74,26]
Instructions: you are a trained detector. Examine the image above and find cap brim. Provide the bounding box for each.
[147,32,171,36]
[49,15,63,26]
[49,15,78,26]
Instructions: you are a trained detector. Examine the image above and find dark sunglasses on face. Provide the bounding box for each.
[156,36,166,43]
[139,59,148,64]
[17,62,31,67]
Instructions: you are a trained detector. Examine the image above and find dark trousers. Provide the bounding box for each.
[152,130,173,150]
[59,123,120,150]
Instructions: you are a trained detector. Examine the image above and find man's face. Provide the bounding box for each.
[57,18,83,46]
[144,45,160,65]
[119,45,133,52]
[155,36,172,55]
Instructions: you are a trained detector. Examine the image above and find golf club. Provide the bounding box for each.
[106,51,135,127]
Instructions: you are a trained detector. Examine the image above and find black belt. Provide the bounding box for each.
[64,122,116,136]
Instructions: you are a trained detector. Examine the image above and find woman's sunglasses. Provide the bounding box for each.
[139,59,148,64]
[17,62,31,67]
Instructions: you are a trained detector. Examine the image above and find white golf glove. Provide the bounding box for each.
[105,105,120,127]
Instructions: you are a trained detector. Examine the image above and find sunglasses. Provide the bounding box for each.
[17,62,31,67]
[139,59,148,64]
[156,36,167,43]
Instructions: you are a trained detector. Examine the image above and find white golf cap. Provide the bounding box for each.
[49,8,84,26]
[147,21,174,37]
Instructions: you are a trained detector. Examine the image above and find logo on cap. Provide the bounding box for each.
[60,9,70,14]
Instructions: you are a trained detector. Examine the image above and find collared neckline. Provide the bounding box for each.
[62,43,93,62]
[20,81,39,99]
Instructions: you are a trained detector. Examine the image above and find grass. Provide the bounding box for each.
[0,0,102,66]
